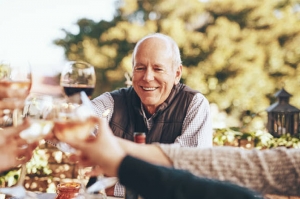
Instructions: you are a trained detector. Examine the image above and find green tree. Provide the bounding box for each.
[54,0,300,130]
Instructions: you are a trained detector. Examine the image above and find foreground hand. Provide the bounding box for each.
[0,100,25,114]
[0,119,31,146]
[0,84,29,100]
[0,119,39,173]
[0,138,38,173]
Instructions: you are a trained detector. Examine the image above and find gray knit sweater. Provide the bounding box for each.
[158,144,300,196]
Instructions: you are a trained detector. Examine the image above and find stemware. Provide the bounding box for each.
[0,60,33,198]
[51,92,107,199]
[22,94,76,153]
[51,92,96,153]
[60,61,96,98]
[0,60,31,127]
[21,93,55,143]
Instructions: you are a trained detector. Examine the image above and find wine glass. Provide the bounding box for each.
[21,93,55,143]
[0,60,33,198]
[60,61,96,99]
[0,60,31,127]
[52,92,107,198]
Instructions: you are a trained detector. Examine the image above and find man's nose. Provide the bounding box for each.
[143,68,155,81]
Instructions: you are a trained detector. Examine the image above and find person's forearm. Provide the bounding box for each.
[118,155,262,199]
[117,137,172,167]
[159,144,300,196]
[111,139,164,197]
[118,138,300,195]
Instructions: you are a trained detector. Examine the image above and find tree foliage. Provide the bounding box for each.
[54,0,300,129]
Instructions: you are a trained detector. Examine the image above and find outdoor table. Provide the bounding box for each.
[10,193,123,199]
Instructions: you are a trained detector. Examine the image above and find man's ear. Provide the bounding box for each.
[174,65,182,85]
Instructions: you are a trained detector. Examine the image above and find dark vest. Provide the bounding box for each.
[110,83,199,144]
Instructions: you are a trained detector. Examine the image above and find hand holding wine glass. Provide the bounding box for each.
[0,60,38,199]
[52,92,109,199]
[56,116,121,193]
[0,120,34,173]
[0,64,33,174]
[60,61,96,98]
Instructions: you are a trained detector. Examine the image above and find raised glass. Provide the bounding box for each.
[0,60,31,127]
[60,61,96,98]
[51,92,107,199]
[21,93,55,143]
[0,60,34,198]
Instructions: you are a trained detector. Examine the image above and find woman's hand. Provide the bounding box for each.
[0,120,38,172]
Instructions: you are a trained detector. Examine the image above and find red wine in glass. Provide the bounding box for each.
[63,85,95,98]
[60,61,96,99]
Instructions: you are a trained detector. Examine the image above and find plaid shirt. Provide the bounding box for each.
[91,92,213,197]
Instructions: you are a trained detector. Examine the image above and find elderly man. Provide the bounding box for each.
[91,33,212,196]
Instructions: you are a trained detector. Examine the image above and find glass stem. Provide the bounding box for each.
[78,166,87,195]
[17,164,27,186]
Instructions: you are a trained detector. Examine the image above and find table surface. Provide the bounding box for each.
[9,193,122,199]
[38,193,122,199]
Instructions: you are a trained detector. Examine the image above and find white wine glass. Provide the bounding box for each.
[21,93,55,143]
[0,60,34,198]
[60,61,96,98]
[0,60,31,127]
[52,92,108,199]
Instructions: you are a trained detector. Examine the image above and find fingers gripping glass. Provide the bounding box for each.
[51,92,108,198]
[0,61,36,199]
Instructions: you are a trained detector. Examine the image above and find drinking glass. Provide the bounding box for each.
[0,60,34,198]
[60,61,96,98]
[52,92,96,153]
[21,93,55,143]
[52,92,107,199]
[0,60,31,127]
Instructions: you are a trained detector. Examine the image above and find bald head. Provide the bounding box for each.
[132,33,182,71]
[131,33,183,114]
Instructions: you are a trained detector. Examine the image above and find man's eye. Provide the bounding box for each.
[155,68,163,71]
[135,67,145,71]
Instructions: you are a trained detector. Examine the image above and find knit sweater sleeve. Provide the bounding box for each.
[157,144,300,196]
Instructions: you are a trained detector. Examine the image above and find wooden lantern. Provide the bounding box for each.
[266,88,300,137]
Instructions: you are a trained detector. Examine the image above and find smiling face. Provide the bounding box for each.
[132,36,182,115]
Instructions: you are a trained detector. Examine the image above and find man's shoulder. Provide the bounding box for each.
[91,92,114,105]
[181,84,201,94]
[110,87,133,96]
[109,87,139,106]
[179,84,208,100]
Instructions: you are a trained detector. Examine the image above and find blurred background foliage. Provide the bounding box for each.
[54,0,300,131]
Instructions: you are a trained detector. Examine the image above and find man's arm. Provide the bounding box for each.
[175,93,212,147]
[91,92,114,121]
[119,155,263,199]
